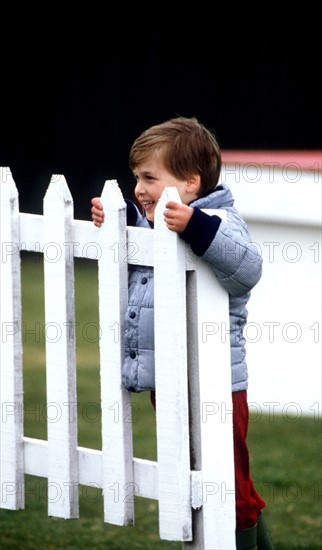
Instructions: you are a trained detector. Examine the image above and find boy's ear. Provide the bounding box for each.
[187,174,201,194]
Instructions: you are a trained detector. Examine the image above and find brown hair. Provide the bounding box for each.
[129,116,222,197]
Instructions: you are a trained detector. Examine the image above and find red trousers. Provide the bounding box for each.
[150,389,265,530]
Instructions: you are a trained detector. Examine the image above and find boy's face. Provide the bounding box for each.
[133,157,199,222]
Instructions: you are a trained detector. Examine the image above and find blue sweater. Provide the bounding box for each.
[122,184,263,393]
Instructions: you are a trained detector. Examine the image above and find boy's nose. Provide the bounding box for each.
[134,179,144,195]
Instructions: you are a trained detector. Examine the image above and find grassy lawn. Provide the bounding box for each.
[1,254,321,549]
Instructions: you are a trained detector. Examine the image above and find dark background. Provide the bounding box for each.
[1,29,321,220]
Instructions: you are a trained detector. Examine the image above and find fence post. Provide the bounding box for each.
[43,176,79,518]
[154,187,192,541]
[0,168,25,510]
[97,180,134,526]
[184,213,236,549]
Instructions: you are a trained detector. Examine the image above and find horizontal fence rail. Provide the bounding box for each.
[0,167,235,549]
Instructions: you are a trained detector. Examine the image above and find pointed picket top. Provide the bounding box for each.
[0,166,19,202]
[0,166,15,184]
[100,179,126,210]
[154,186,182,229]
[44,174,73,204]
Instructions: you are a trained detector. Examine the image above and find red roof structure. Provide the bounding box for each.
[221,150,322,171]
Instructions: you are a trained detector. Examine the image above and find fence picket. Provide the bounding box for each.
[97,180,134,526]
[154,188,192,541]
[185,252,236,549]
[0,169,24,510]
[43,176,79,518]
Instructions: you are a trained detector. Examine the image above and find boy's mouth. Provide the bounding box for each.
[142,200,155,212]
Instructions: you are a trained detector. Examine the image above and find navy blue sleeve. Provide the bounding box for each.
[125,199,139,226]
[179,207,222,256]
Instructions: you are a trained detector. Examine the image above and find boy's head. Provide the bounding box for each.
[129,116,222,198]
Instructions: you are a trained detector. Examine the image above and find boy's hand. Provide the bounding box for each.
[91,197,105,227]
[164,201,193,232]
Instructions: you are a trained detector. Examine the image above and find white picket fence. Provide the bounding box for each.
[0,167,235,549]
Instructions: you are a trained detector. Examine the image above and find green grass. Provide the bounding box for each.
[1,253,321,549]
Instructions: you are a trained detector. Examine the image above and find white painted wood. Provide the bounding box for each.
[1,171,236,547]
[18,212,43,254]
[43,176,79,519]
[184,223,236,549]
[24,437,159,500]
[18,214,157,265]
[0,168,25,510]
[24,437,48,478]
[97,180,134,526]
[190,471,203,510]
[133,458,158,499]
[126,226,154,266]
[154,188,192,541]
[18,214,196,269]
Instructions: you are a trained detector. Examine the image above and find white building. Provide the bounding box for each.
[221,151,322,417]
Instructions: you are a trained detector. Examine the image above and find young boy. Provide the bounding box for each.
[91,116,274,549]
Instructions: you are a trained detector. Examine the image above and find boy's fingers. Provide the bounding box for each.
[165,200,180,210]
[91,197,102,209]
